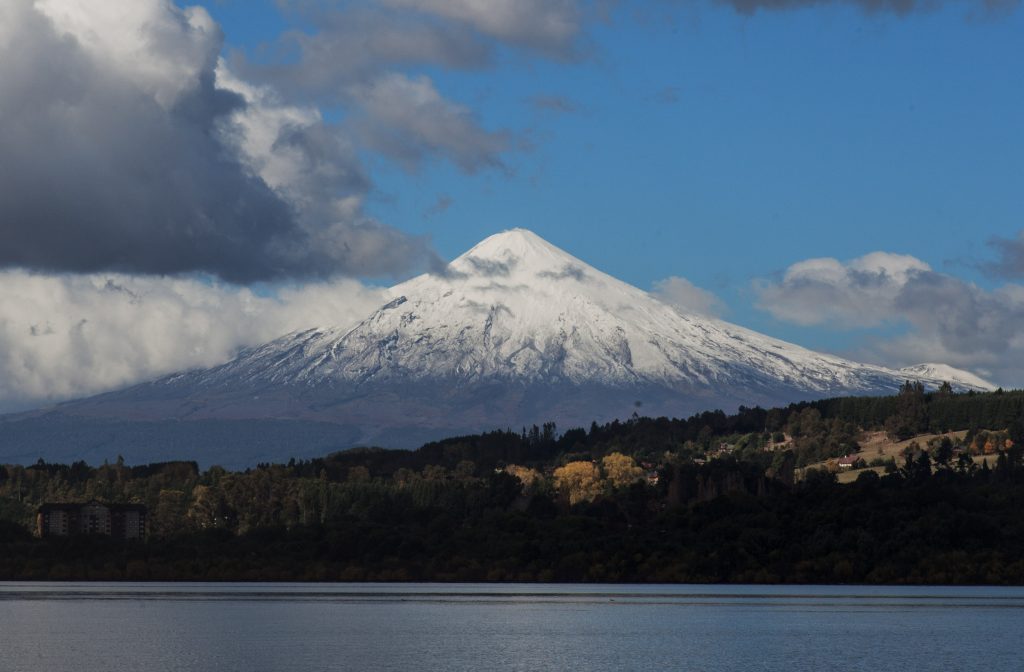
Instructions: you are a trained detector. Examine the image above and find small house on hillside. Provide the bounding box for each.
[837,455,865,470]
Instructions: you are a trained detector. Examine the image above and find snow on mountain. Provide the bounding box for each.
[1,229,996,465]
[897,363,995,392]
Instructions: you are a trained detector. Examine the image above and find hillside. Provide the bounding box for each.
[3,388,1024,583]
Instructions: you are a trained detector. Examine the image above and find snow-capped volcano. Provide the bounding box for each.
[164,228,990,397]
[0,229,994,466]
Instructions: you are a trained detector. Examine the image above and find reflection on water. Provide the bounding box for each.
[2,583,1023,671]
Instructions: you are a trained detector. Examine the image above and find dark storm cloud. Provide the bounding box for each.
[0,0,433,283]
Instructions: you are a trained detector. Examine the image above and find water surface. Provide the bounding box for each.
[2,582,1021,671]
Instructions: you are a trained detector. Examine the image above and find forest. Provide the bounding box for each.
[2,385,1024,583]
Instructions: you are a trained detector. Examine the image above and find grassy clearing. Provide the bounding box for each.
[801,430,1004,483]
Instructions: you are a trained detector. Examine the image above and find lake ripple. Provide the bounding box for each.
[2,583,1021,671]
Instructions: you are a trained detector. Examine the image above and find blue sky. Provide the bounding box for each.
[191,0,1023,367]
[198,1,1024,268]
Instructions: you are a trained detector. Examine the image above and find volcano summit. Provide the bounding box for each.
[0,229,993,467]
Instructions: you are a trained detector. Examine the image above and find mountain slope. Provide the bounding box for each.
[896,363,995,392]
[1,229,994,466]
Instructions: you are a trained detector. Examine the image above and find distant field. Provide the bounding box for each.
[798,429,1004,484]
[860,429,968,460]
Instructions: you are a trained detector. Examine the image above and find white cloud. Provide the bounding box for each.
[755,251,931,327]
[215,64,369,224]
[756,252,1024,387]
[652,276,726,317]
[35,0,220,108]
[0,271,386,411]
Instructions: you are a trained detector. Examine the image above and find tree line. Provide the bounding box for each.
[2,386,1024,583]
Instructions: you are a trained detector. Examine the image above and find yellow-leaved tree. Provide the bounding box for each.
[505,464,543,494]
[601,452,644,488]
[553,461,602,505]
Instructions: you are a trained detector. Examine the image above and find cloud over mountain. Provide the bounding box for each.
[652,277,725,318]
[0,270,385,411]
[754,252,932,328]
[755,249,1024,386]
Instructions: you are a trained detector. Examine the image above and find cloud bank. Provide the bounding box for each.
[0,270,387,412]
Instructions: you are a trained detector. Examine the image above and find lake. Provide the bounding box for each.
[1,583,1022,671]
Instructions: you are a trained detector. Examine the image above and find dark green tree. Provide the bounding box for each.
[933,437,954,467]
[885,380,928,441]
